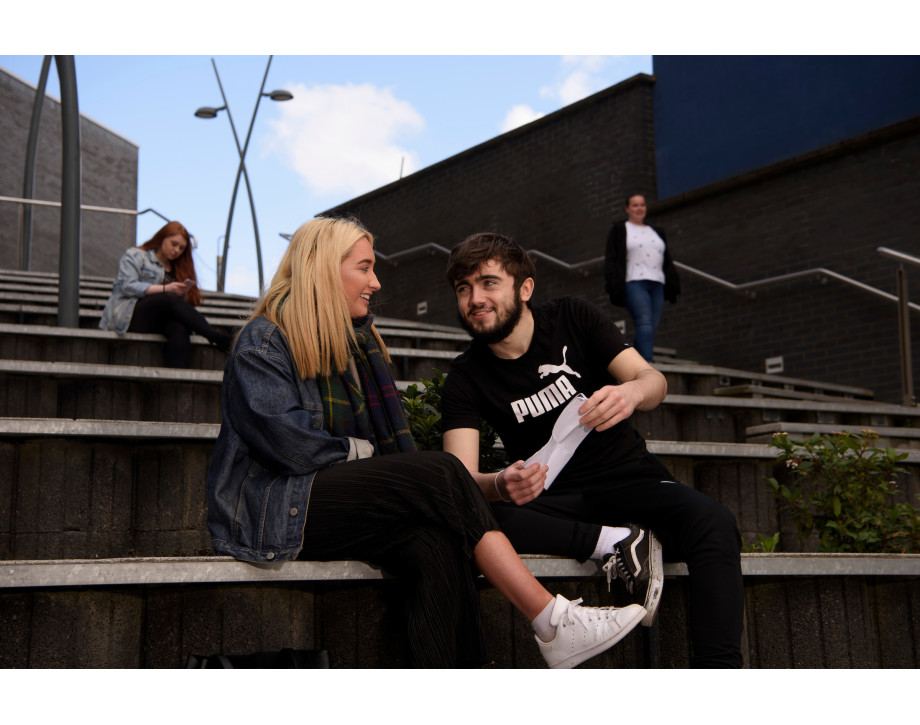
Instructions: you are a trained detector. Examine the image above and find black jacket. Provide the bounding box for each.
[604,220,681,307]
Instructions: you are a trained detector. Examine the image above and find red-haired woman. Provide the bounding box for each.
[100,221,232,367]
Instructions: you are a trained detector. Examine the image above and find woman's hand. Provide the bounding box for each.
[495,461,548,505]
[164,280,192,296]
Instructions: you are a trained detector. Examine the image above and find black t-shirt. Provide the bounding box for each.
[442,296,667,486]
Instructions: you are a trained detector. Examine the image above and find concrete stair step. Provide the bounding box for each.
[2,422,917,560]
[1,554,917,667]
[0,361,222,423]
[745,421,920,448]
[633,393,920,444]
[0,322,229,370]
[658,361,875,400]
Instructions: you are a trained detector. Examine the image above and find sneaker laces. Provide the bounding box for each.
[601,551,636,594]
[558,598,618,628]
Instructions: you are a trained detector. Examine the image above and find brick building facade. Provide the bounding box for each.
[327,64,920,404]
[0,66,139,275]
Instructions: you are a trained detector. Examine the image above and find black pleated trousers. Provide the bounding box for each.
[299,450,499,668]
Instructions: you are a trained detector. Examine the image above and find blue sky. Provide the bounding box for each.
[2,2,905,298]
[0,53,653,296]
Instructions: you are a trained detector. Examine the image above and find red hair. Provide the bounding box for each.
[140,221,202,306]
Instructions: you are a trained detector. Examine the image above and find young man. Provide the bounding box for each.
[440,232,744,668]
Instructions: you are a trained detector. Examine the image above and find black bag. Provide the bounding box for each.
[185,648,330,669]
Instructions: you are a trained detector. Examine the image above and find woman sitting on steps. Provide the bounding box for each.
[100,220,232,368]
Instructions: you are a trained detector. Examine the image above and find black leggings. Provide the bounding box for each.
[492,464,744,668]
[299,450,499,668]
[128,292,230,368]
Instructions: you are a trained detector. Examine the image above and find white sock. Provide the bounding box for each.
[590,526,633,561]
[532,596,558,643]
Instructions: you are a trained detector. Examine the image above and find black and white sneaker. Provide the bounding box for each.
[601,525,663,627]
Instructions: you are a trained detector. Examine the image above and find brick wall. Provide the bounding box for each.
[326,73,920,404]
[651,118,920,404]
[0,67,139,275]
[327,74,657,328]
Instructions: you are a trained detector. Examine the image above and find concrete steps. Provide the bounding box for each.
[1,267,918,666]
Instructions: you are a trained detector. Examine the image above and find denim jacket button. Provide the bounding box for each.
[266,552,275,560]
[289,507,298,516]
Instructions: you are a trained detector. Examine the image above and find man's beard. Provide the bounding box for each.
[457,293,524,345]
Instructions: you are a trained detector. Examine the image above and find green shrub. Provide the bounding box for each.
[742,532,781,553]
[765,430,920,553]
[401,370,509,471]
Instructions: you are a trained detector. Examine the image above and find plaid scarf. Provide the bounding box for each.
[318,315,417,456]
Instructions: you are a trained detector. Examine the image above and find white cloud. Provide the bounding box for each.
[540,55,611,105]
[500,104,546,133]
[264,82,425,198]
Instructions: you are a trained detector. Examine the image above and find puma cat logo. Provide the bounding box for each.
[538,346,581,379]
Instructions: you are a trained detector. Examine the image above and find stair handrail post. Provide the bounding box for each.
[55,55,82,329]
[896,264,915,406]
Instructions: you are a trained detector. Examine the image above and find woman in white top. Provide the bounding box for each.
[603,194,680,362]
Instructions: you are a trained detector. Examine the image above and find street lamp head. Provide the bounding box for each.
[266,89,293,102]
[194,105,226,119]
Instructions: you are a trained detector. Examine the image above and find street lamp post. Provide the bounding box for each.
[195,55,292,292]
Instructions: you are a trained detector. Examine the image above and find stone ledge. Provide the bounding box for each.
[3,553,918,589]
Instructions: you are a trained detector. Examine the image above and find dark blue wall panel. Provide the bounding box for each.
[653,56,920,199]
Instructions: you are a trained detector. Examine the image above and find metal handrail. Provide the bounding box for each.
[364,239,920,314]
[673,261,920,313]
[1,196,187,250]
[363,238,918,405]
[0,195,171,222]
[878,246,920,270]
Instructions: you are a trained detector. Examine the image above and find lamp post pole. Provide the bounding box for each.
[195,56,292,293]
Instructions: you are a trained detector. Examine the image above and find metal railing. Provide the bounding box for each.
[1,195,180,269]
[878,247,919,406]
[370,239,920,312]
[368,239,918,405]
[1,196,181,326]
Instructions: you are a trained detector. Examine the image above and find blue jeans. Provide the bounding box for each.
[625,279,665,362]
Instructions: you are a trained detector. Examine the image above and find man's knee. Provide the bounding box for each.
[699,500,741,554]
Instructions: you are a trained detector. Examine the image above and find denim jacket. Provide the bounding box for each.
[206,315,367,562]
[99,247,165,334]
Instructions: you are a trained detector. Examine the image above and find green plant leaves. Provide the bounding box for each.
[765,430,920,553]
[401,370,510,471]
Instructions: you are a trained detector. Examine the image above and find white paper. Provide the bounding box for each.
[523,393,592,489]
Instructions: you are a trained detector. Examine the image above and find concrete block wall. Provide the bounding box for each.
[0,67,139,274]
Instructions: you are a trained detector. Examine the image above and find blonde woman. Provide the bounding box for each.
[206,216,645,668]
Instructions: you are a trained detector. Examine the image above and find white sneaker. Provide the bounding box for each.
[536,594,646,669]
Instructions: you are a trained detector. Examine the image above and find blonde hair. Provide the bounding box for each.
[249,216,389,379]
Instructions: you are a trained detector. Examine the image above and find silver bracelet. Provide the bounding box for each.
[492,469,510,502]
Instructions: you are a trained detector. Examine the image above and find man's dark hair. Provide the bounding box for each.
[446,232,536,290]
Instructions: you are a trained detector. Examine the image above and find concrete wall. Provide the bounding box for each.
[0,66,139,275]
